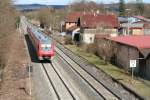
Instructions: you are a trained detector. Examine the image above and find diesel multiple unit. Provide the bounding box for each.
[27,25,55,61]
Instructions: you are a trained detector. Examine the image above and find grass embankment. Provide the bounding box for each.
[0,0,18,84]
[65,44,150,100]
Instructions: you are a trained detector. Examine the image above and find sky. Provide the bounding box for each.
[14,0,150,5]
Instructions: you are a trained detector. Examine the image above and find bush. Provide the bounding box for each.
[96,39,117,64]
[86,43,97,54]
[64,35,72,44]
[81,43,97,54]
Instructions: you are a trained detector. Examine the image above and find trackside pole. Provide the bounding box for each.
[130,60,136,83]
[132,67,134,81]
[29,64,31,96]
[27,63,32,96]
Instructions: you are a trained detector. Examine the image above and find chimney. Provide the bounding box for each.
[94,13,96,16]
[96,10,99,14]
[83,11,86,15]
[91,9,94,13]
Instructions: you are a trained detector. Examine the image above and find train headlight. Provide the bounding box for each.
[46,44,51,48]
[41,44,51,48]
[41,44,45,47]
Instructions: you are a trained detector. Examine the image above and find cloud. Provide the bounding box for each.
[14,0,150,5]
[14,0,70,5]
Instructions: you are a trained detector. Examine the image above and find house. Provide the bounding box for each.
[64,12,82,44]
[118,17,128,24]
[107,36,150,80]
[120,22,150,35]
[81,14,118,44]
[64,12,82,30]
[118,16,150,35]
[128,16,146,23]
[118,17,128,35]
[128,16,150,23]
[64,12,119,44]
[121,22,145,35]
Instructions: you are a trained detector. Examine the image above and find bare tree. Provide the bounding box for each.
[144,4,150,18]
[0,0,18,72]
[37,7,54,29]
[69,0,105,13]
[136,0,145,15]
[96,22,113,34]
[24,7,66,31]
[52,9,66,31]
[96,39,117,64]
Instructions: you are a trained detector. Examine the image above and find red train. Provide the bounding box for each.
[27,25,55,61]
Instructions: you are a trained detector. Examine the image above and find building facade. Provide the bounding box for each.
[107,36,150,80]
[64,12,118,44]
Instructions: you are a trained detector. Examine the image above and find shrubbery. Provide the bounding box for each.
[81,39,117,65]
[83,43,97,54]
[64,35,72,44]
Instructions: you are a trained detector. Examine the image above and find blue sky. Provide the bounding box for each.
[14,0,150,5]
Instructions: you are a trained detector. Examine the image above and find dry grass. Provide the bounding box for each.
[0,0,18,81]
[0,29,31,100]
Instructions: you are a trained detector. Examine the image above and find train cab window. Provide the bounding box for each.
[41,44,51,51]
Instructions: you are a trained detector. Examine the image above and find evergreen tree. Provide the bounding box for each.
[136,0,144,15]
[119,0,126,17]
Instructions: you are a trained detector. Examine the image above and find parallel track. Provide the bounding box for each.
[33,37,143,100]
[41,63,60,100]
[55,46,120,100]
[55,41,143,100]
[40,47,120,100]
[22,17,144,100]
[49,63,76,100]
[41,62,75,100]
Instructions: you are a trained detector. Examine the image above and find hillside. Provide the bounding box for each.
[15,4,66,11]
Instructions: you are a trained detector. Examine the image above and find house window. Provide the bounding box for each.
[90,37,92,42]
[77,18,81,26]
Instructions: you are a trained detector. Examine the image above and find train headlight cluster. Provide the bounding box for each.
[41,44,51,48]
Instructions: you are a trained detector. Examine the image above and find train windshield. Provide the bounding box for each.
[41,44,51,51]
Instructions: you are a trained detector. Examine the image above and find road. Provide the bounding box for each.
[19,16,143,100]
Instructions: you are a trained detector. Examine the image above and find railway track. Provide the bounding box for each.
[40,48,120,100]
[55,46,119,100]
[41,62,75,100]
[22,17,144,99]
[41,59,108,100]
[38,34,143,100]
[54,41,143,100]
[25,33,143,100]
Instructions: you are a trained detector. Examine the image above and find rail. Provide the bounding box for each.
[54,38,144,100]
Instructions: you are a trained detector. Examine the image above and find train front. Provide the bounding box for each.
[38,41,55,61]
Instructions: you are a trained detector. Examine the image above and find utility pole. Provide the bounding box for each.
[126,9,131,35]
[136,0,143,3]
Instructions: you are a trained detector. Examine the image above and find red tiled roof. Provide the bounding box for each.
[65,12,83,22]
[108,36,150,49]
[67,25,79,31]
[65,12,118,28]
[133,16,146,20]
[95,34,110,39]
[81,14,118,28]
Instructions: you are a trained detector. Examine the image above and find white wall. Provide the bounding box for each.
[144,29,150,35]
[82,33,95,44]
[82,28,117,44]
